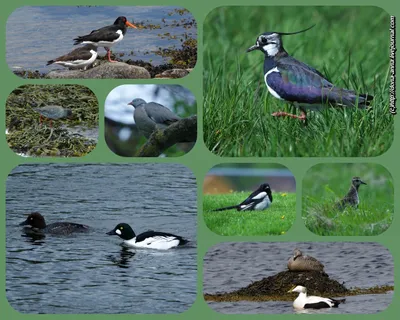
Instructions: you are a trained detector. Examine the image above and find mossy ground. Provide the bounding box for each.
[204,270,393,302]
[6,84,98,157]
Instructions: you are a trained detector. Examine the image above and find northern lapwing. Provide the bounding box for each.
[73,16,137,63]
[33,105,73,127]
[335,176,367,210]
[247,25,373,122]
[127,98,181,139]
[213,183,272,211]
[47,44,98,70]
[288,286,346,309]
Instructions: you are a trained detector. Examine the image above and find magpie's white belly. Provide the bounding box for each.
[254,197,271,210]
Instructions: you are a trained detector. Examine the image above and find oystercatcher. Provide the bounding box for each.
[247,25,373,122]
[47,44,98,70]
[73,16,137,63]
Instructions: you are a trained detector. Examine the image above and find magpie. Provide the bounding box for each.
[213,183,272,211]
[247,25,373,122]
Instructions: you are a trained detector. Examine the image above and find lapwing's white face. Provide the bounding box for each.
[257,33,281,56]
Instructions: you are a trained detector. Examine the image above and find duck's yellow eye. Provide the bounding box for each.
[120,226,123,230]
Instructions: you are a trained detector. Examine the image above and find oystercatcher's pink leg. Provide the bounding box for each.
[106,48,117,63]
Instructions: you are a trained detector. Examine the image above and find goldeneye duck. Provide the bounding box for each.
[20,212,89,236]
[213,183,273,211]
[106,223,188,250]
[288,285,346,309]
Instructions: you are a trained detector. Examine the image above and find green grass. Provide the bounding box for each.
[302,163,393,236]
[204,6,393,157]
[203,192,296,236]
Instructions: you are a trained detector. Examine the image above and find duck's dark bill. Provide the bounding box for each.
[19,220,29,226]
[106,229,115,235]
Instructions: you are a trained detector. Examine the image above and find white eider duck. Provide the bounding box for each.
[106,223,188,250]
[288,285,346,309]
[288,248,324,272]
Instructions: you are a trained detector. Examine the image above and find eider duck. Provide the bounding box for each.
[106,223,188,250]
[289,285,346,309]
[288,248,324,272]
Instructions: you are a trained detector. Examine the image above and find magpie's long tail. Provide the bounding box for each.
[212,205,239,212]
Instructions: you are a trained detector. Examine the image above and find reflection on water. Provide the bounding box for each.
[6,164,197,314]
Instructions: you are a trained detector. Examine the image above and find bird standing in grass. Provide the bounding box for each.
[213,183,273,211]
[335,176,367,210]
[288,285,346,309]
[246,25,373,123]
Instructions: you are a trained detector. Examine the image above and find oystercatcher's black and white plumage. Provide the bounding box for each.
[289,285,346,309]
[213,183,273,212]
[47,44,98,70]
[106,223,188,250]
[247,25,373,122]
[73,16,137,63]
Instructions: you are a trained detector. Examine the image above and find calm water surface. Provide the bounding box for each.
[204,242,393,314]
[6,164,197,314]
[6,6,197,72]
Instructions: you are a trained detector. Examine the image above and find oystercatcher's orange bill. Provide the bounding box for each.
[126,21,138,29]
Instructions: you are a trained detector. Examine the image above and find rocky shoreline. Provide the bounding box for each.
[13,59,193,79]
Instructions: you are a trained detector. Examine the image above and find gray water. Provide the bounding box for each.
[6,163,197,314]
[204,242,394,314]
[6,6,197,72]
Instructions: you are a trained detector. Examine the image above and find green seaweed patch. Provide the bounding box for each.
[6,84,98,157]
[204,271,393,302]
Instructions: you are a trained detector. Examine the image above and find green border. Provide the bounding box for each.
[1,0,399,319]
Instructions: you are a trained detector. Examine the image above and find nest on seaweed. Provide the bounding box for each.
[205,270,349,302]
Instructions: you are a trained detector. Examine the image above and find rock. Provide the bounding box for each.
[46,61,151,79]
[155,68,190,78]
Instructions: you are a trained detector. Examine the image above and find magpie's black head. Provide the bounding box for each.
[247,25,315,57]
[107,223,136,240]
[259,183,271,191]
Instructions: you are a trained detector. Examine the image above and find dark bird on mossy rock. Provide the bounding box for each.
[288,248,325,272]
[33,105,73,127]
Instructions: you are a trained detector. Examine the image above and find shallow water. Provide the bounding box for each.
[204,242,393,314]
[6,163,197,314]
[6,6,196,72]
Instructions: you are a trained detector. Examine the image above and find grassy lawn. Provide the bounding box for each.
[203,192,296,236]
[203,7,393,157]
[302,163,393,236]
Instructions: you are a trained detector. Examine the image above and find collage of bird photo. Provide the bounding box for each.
[0,3,397,320]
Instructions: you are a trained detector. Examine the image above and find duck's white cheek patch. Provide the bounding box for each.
[116,229,122,235]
